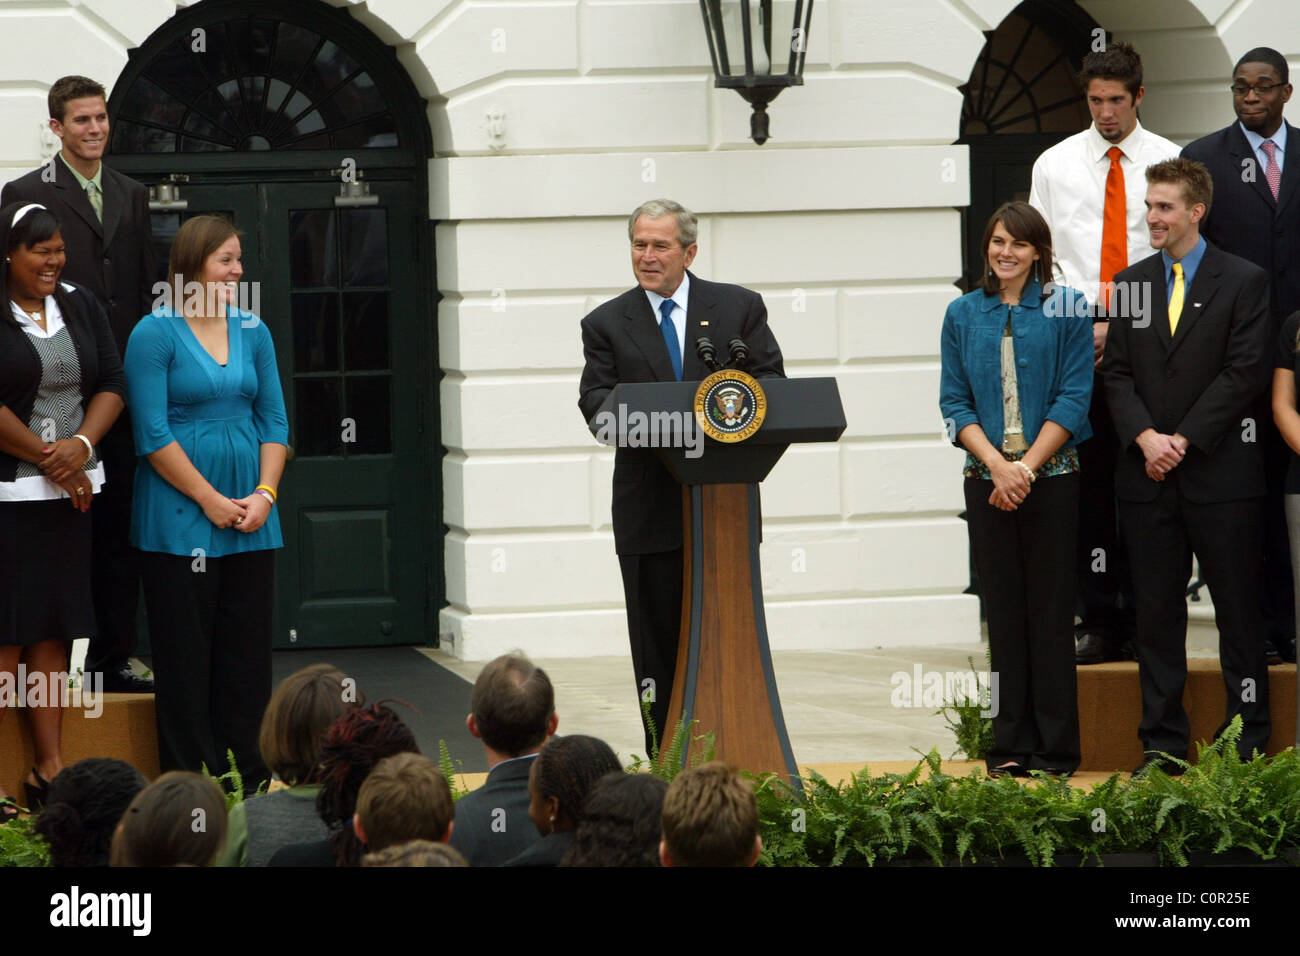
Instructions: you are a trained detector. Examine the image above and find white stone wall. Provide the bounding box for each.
[0,0,1283,660]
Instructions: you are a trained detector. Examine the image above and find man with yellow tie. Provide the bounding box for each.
[1102,158,1274,774]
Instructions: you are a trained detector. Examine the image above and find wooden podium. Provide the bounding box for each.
[593,378,845,786]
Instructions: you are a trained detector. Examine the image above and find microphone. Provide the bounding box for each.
[695,336,721,372]
[727,337,749,369]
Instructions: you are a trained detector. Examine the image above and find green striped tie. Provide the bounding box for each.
[87,181,102,221]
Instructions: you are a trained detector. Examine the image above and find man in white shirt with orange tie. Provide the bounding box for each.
[1028,40,1179,666]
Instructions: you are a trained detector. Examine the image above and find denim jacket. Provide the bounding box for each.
[939,279,1094,452]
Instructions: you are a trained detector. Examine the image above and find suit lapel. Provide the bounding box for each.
[1228,124,1279,211]
[622,289,676,382]
[681,272,714,381]
[100,166,122,249]
[1275,121,1300,216]
[1167,244,1221,357]
[51,153,103,240]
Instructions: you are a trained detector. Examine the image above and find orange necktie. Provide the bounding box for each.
[1099,146,1127,311]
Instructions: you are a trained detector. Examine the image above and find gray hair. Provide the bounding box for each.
[628,199,698,248]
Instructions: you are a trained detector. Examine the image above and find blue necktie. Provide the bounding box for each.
[659,298,682,381]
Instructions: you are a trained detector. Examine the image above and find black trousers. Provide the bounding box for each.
[140,548,275,789]
[1119,480,1271,759]
[88,416,141,672]
[1075,376,1136,642]
[965,473,1081,771]
[618,548,684,758]
[1259,413,1295,647]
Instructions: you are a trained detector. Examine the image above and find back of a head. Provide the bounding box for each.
[316,703,420,865]
[470,653,554,756]
[661,762,759,868]
[533,735,624,828]
[361,840,468,867]
[563,771,669,867]
[109,772,228,867]
[259,662,353,786]
[36,758,148,867]
[356,752,453,853]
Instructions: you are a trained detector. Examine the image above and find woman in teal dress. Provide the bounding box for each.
[124,215,287,789]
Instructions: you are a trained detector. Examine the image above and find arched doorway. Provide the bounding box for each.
[107,0,440,650]
[958,0,1099,288]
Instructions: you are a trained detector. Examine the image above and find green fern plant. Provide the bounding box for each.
[201,749,267,809]
[935,655,995,759]
[438,738,469,801]
[0,810,50,867]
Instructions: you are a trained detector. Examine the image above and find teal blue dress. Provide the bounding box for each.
[124,308,288,556]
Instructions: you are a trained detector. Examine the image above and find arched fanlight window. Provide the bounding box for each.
[111,14,399,153]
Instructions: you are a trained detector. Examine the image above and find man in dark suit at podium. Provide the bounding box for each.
[578,199,785,757]
[2,75,156,692]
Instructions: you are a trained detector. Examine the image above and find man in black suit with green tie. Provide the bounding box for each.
[578,199,784,757]
[2,75,156,692]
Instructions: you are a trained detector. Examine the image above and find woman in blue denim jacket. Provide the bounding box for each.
[940,201,1093,777]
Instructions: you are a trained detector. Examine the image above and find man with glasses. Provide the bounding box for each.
[1183,48,1299,665]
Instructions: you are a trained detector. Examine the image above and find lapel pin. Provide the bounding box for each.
[700,320,709,326]
[1194,303,1201,307]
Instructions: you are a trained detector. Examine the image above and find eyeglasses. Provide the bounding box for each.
[1230,82,1285,96]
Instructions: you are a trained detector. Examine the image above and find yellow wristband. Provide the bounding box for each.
[255,484,278,502]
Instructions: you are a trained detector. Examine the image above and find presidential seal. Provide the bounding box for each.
[693,369,767,443]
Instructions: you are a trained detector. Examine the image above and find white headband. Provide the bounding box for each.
[11,203,46,227]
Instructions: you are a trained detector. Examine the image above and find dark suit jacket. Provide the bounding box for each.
[446,754,539,867]
[2,152,155,357]
[1101,241,1272,503]
[577,272,785,555]
[1182,122,1300,324]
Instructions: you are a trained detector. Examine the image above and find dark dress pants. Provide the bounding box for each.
[965,473,1081,771]
[140,549,275,789]
[87,415,141,673]
[1118,478,1271,759]
[619,548,684,758]
[1075,375,1136,644]
[1259,413,1295,648]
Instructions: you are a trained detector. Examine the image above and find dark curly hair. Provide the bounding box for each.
[315,703,419,866]
[530,735,622,832]
[561,771,668,867]
[34,758,147,867]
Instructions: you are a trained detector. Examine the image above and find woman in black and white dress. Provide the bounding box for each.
[0,202,124,819]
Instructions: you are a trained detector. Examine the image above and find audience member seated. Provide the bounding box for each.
[561,770,668,867]
[361,840,467,867]
[268,703,418,867]
[220,663,354,866]
[659,762,762,868]
[449,653,558,866]
[34,758,146,867]
[353,752,454,855]
[503,734,622,867]
[109,771,228,867]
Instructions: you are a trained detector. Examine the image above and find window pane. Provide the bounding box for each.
[340,209,387,287]
[294,378,342,457]
[293,293,339,373]
[342,293,388,371]
[289,210,336,288]
[113,120,176,154]
[344,376,391,454]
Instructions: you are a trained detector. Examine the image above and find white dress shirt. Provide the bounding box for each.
[644,272,689,363]
[1241,120,1286,175]
[1029,120,1181,307]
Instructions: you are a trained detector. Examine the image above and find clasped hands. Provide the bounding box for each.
[202,489,272,533]
[988,458,1033,512]
[39,438,93,511]
[1137,429,1188,482]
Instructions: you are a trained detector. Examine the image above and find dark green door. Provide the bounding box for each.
[147,180,434,648]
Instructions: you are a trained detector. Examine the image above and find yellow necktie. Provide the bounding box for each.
[1168,262,1184,334]
[87,181,102,221]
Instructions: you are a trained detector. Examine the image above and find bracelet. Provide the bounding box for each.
[72,434,94,464]
[255,484,278,503]
[1014,461,1037,483]
[255,489,276,506]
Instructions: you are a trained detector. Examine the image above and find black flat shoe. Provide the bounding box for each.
[0,798,19,824]
[24,768,51,810]
[990,762,1029,778]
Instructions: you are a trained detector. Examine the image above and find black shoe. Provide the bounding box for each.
[100,665,154,694]
[1264,640,1283,666]
[1132,753,1186,777]
[1283,638,1297,664]
[989,762,1029,778]
[1075,632,1124,665]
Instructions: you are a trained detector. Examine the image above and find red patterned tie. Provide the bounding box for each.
[1099,146,1127,310]
[1262,140,1281,201]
